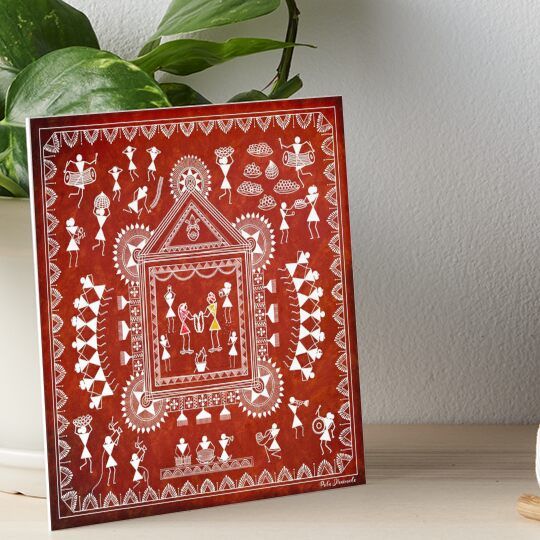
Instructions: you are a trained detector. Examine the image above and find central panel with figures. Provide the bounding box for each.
[139,183,257,398]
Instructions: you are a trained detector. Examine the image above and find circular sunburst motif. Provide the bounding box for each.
[112,224,153,284]
[121,374,168,433]
[170,155,211,200]
[233,213,275,271]
[238,359,283,418]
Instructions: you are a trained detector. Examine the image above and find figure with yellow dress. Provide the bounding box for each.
[204,292,222,353]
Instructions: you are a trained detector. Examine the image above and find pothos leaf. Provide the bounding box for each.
[228,90,268,102]
[133,37,306,76]
[160,82,210,106]
[1,47,170,194]
[0,0,99,116]
[269,74,303,99]
[148,0,280,39]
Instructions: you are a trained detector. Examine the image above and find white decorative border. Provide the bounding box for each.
[35,105,359,521]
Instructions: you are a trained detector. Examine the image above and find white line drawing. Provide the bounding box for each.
[194,348,208,373]
[159,334,171,372]
[149,176,164,209]
[38,109,361,517]
[258,194,277,211]
[92,192,110,256]
[288,397,309,438]
[164,284,176,332]
[123,146,139,180]
[121,374,168,433]
[124,185,150,217]
[103,420,122,486]
[108,166,123,201]
[204,292,222,352]
[312,406,335,455]
[237,180,263,197]
[219,434,234,463]
[281,251,326,382]
[219,281,233,324]
[66,218,85,268]
[274,178,300,195]
[130,439,149,487]
[256,423,281,462]
[196,435,215,464]
[178,302,194,354]
[279,136,315,187]
[64,153,97,207]
[73,415,93,472]
[247,142,272,157]
[169,155,212,200]
[175,437,191,465]
[72,275,116,410]
[265,160,279,180]
[146,146,161,181]
[215,146,234,204]
[304,185,320,239]
[279,202,295,244]
[228,331,238,368]
[243,162,262,179]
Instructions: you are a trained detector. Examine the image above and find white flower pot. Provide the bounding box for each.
[0,197,46,497]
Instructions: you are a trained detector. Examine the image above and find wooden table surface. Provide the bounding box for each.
[1,425,538,539]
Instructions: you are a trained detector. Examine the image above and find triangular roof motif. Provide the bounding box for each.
[141,188,249,256]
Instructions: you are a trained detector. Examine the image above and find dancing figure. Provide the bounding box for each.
[219,434,234,463]
[304,185,320,239]
[219,282,233,324]
[288,397,309,438]
[123,146,139,180]
[160,334,171,372]
[279,202,295,243]
[228,331,238,368]
[66,218,84,268]
[64,153,97,207]
[279,136,315,187]
[109,166,123,200]
[257,423,281,462]
[130,439,149,487]
[146,146,161,181]
[164,285,176,332]
[124,185,149,217]
[103,420,122,486]
[313,406,335,455]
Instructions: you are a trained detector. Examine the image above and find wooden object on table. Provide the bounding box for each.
[517,494,540,521]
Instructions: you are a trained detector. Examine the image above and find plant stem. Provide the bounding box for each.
[272,0,300,94]
[0,170,27,197]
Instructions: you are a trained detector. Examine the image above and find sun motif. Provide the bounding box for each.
[238,359,284,418]
[121,374,168,433]
[169,155,211,200]
[112,224,153,284]
[233,213,275,271]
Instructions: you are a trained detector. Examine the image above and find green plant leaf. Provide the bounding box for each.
[269,74,303,99]
[133,37,307,76]
[0,0,99,116]
[228,89,268,102]
[139,38,162,57]
[149,0,280,39]
[160,82,210,106]
[1,47,170,195]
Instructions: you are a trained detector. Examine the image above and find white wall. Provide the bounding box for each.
[70,0,540,423]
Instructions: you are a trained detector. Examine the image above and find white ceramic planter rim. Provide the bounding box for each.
[0,197,46,497]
